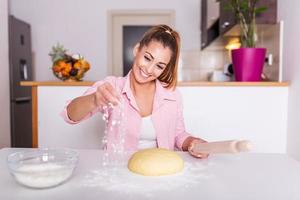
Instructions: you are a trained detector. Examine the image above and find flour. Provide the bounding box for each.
[101,100,126,167]
[13,163,73,188]
[81,159,212,196]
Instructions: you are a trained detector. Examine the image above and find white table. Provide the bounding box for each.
[1,148,300,200]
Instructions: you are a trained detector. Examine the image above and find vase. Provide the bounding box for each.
[231,48,266,81]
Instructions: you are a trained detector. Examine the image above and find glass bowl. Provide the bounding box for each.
[7,148,79,189]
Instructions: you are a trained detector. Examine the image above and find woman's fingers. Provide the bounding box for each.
[188,139,209,159]
[94,91,107,107]
[188,148,209,159]
[101,88,119,106]
[95,83,121,107]
[105,83,121,102]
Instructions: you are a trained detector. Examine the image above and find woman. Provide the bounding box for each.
[62,25,208,158]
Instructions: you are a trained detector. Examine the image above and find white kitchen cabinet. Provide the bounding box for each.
[22,81,288,153]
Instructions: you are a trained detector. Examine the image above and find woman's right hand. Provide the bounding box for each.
[93,82,121,108]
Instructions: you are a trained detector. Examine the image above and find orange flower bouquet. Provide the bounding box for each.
[49,43,90,81]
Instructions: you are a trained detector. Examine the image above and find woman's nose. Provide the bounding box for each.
[145,63,155,74]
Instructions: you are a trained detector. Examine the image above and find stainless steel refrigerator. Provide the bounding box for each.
[9,15,33,147]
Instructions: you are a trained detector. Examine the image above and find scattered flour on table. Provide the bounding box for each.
[80,160,212,194]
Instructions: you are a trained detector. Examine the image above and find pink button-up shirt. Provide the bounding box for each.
[61,74,191,151]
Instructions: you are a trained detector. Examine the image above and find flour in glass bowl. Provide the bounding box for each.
[13,163,73,188]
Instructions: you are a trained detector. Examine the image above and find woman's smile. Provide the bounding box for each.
[139,68,151,79]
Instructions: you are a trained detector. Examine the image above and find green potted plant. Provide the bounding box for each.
[225,0,268,81]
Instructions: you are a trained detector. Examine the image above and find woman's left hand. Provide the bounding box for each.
[188,139,209,159]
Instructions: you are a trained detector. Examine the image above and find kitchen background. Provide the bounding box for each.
[0,0,300,160]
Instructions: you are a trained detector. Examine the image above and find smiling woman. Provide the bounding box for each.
[131,41,171,84]
[131,27,175,89]
[62,25,209,158]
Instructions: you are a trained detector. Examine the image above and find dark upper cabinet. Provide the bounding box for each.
[219,0,236,35]
[201,0,220,49]
[201,0,277,49]
[255,0,277,24]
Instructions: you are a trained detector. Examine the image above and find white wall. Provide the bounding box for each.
[278,1,300,160]
[9,0,201,81]
[0,0,11,148]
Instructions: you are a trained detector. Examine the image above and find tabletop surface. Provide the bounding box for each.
[1,148,300,200]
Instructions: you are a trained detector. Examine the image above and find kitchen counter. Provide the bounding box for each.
[1,148,300,200]
[19,81,289,152]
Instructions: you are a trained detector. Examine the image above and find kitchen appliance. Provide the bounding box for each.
[9,15,33,147]
[209,70,231,82]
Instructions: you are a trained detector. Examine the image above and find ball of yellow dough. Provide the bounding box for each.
[128,148,184,176]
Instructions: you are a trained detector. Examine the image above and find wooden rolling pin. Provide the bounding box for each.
[192,140,252,154]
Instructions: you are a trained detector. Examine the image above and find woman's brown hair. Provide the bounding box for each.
[138,24,181,90]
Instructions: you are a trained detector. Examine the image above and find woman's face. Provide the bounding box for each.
[131,40,172,84]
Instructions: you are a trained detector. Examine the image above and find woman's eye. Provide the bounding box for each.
[157,65,164,70]
[144,56,151,61]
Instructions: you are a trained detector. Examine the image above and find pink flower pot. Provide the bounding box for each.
[231,48,266,81]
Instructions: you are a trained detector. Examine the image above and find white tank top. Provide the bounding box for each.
[138,115,157,149]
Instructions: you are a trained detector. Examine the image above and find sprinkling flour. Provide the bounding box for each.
[13,163,73,188]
